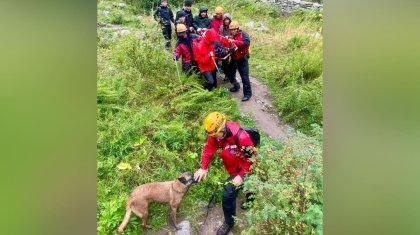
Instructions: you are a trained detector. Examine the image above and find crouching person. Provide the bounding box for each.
[194,112,257,235]
[173,24,194,75]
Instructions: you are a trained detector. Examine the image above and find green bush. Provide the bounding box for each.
[242,125,323,235]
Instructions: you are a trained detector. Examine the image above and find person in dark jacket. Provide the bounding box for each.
[175,10,187,27]
[173,24,194,75]
[193,6,211,33]
[225,21,253,101]
[176,0,194,33]
[153,0,175,49]
[194,112,257,235]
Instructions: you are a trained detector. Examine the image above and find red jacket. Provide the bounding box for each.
[210,16,223,34]
[200,121,256,177]
[230,30,250,60]
[174,42,192,64]
[192,29,219,72]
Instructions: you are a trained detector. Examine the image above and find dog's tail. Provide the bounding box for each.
[117,198,134,234]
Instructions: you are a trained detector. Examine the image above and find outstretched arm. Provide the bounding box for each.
[194,137,219,181]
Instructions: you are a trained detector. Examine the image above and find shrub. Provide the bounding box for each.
[242,125,323,235]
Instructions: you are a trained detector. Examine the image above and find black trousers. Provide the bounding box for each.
[227,55,252,97]
[161,24,171,48]
[222,176,240,226]
[182,63,192,75]
[202,70,217,91]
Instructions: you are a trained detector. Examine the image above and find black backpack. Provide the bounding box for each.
[235,128,260,148]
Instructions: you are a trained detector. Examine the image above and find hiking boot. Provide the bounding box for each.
[241,96,251,102]
[216,222,233,235]
[229,87,240,92]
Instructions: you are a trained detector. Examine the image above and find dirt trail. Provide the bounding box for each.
[225,76,294,143]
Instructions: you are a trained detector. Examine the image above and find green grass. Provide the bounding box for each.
[97,0,323,234]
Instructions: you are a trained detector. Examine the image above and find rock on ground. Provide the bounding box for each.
[175,220,192,235]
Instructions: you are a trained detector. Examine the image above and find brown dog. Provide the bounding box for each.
[117,172,195,233]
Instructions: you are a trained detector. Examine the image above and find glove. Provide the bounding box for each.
[241,146,255,159]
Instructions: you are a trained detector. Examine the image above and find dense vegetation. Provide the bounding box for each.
[97,0,323,234]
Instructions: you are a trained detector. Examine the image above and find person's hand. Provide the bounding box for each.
[232,175,243,187]
[194,168,207,182]
[228,38,235,43]
[189,27,194,32]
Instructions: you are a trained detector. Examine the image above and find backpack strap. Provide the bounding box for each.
[235,128,244,149]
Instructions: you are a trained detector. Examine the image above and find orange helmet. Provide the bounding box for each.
[229,20,239,29]
[176,24,187,33]
[215,6,223,14]
[204,112,226,136]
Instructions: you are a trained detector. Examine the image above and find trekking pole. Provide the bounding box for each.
[209,51,222,76]
[203,183,220,225]
[174,58,184,91]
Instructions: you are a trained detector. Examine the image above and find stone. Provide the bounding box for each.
[136,31,146,40]
[120,29,130,36]
[102,10,110,16]
[113,2,127,8]
[175,220,192,235]
[255,25,269,32]
[245,21,255,28]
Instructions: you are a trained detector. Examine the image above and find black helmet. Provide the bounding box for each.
[184,0,192,7]
[177,10,186,17]
[199,6,208,12]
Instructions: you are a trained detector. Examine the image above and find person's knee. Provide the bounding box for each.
[222,184,236,201]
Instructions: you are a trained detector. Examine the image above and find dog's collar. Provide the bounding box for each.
[172,181,187,193]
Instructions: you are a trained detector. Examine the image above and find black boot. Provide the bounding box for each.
[217,222,233,235]
[165,40,171,49]
[229,83,240,92]
[241,96,251,102]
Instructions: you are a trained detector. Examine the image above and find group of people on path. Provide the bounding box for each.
[153,2,259,235]
[154,0,253,102]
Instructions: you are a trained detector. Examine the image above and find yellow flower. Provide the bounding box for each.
[117,162,132,170]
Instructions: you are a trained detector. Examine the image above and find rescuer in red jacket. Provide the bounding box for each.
[194,112,257,235]
[225,20,253,101]
[173,24,194,75]
[210,6,224,33]
[192,29,219,90]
